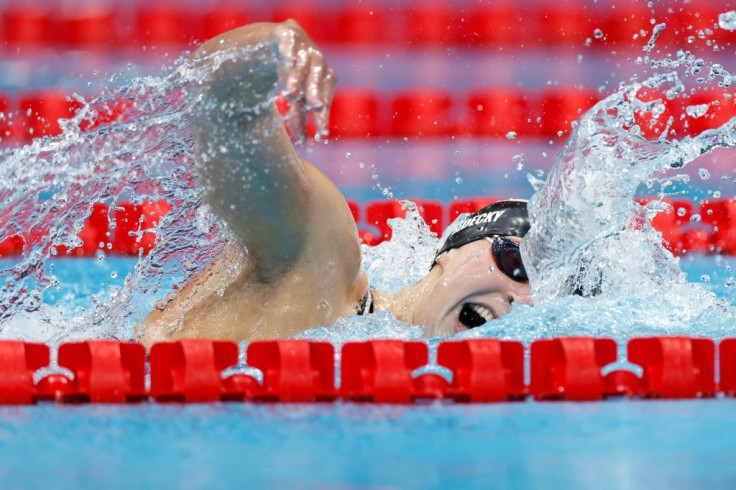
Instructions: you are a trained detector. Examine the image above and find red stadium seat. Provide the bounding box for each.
[540,87,599,137]
[466,89,533,137]
[437,340,525,402]
[58,341,147,403]
[329,89,380,138]
[391,90,455,137]
[365,199,444,241]
[337,5,385,44]
[628,337,716,398]
[530,337,617,401]
[63,9,117,49]
[19,91,83,140]
[2,6,54,47]
[341,341,429,403]
[201,6,249,41]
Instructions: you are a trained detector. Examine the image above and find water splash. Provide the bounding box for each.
[0,47,258,343]
[1,20,736,348]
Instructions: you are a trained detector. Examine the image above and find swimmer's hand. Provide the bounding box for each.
[269,20,337,142]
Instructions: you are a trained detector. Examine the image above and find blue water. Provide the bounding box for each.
[0,254,726,488]
[1,401,735,489]
[36,251,736,308]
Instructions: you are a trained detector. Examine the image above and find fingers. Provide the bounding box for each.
[285,96,307,143]
[305,58,337,137]
[270,20,337,141]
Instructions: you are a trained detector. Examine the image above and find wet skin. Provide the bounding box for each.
[142,20,531,345]
[421,237,533,337]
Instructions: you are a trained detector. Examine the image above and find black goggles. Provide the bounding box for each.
[491,237,528,282]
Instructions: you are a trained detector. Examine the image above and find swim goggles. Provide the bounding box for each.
[490,237,528,282]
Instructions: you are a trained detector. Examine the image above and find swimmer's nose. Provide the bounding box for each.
[509,288,533,307]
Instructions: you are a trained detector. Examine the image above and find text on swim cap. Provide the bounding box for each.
[456,210,507,231]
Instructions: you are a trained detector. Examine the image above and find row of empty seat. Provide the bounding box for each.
[0,336,730,404]
[1,3,732,51]
[0,197,734,257]
[1,86,733,143]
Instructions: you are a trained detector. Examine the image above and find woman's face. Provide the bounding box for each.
[421,237,532,337]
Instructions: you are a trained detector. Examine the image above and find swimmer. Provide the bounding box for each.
[141,20,532,346]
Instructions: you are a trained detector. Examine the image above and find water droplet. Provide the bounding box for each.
[455,175,463,184]
[701,274,711,283]
[690,214,702,223]
[686,103,710,118]
[359,162,365,169]
[594,28,603,39]
[714,191,722,198]
[677,207,687,217]
[505,131,517,140]
[110,271,118,279]
[345,152,351,159]
[719,11,736,31]
[699,168,711,180]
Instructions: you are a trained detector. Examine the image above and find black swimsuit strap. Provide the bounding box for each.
[356,288,374,316]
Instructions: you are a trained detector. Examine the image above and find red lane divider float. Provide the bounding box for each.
[246,340,336,402]
[1,197,735,257]
[53,340,147,403]
[341,340,429,403]
[0,3,725,52]
[150,339,239,402]
[0,336,734,405]
[530,337,617,401]
[437,339,525,402]
[628,337,716,398]
[5,86,736,146]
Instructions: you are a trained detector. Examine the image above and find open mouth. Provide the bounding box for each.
[458,302,494,329]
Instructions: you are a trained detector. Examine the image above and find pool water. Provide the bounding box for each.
[0,253,731,489]
[1,400,735,489]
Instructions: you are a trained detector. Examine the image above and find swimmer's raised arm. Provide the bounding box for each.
[190,21,337,281]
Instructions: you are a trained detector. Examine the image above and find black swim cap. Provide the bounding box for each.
[435,200,529,258]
